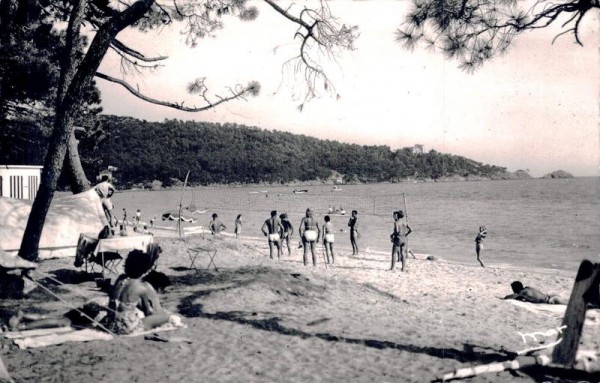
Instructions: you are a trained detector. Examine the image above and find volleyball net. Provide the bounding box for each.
[188,189,406,217]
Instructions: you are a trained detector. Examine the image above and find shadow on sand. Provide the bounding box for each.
[173,267,512,369]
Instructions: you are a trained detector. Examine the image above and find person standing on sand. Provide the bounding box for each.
[348,210,360,255]
[94,181,116,227]
[209,213,226,235]
[280,213,294,256]
[234,214,243,238]
[475,226,487,267]
[323,215,335,264]
[122,208,128,227]
[262,211,284,259]
[390,210,412,271]
[299,208,320,266]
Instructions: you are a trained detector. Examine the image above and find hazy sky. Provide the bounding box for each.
[97,1,600,177]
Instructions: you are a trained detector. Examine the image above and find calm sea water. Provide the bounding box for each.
[112,178,599,273]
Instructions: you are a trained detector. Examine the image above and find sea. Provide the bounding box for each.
[112,177,600,274]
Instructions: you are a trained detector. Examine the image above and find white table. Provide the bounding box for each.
[82,234,153,276]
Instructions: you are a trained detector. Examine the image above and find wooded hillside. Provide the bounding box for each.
[2,115,509,187]
[95,116,507,186]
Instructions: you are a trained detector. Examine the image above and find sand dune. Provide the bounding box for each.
[1,234,598,382]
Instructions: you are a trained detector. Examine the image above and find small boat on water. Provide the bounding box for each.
[293,189,308,194]
[331,186,342,192]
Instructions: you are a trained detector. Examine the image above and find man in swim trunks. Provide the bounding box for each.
[209,213,226,235]
[503,281,567,304]
[390,210,412,271]
[262,210,284,259]
[279,213,294,256]
[299,208,320,266]
[348,210,359,255]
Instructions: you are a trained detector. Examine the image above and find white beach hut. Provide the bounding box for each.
[0,165,43,200]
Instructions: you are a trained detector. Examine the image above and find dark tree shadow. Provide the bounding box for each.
[519,365,600,383]
[175,275,514,368]
[331,265,385,272]
[44,268,100,285]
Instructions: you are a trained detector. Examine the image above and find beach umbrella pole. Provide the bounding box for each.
[178,171,191,239]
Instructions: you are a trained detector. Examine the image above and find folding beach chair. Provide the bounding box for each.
[186,246,218,272]
[89,251,123,276]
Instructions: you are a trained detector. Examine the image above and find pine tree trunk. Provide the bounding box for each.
[64,131,90,193]
[18,0,154,261]
[56,0,90,194]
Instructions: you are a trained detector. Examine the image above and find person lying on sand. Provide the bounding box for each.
[7,300,109,331]
[6,250,180,335]
[503,281,568,304]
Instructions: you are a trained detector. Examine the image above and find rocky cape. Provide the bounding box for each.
[541,170,575,179]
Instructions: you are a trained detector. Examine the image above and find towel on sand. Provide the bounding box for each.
[507,300,600,325]
[5,320,186,349]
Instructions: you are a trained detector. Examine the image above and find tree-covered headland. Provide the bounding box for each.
[87,115,512,187]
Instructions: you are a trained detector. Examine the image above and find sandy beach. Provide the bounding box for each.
[1,233,598,383]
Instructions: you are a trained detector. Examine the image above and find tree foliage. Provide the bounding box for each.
[90,115,507,185]
[396,0,598,70]
[14,0,358,261]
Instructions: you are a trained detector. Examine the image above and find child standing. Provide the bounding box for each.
[234,214,243,238]
[348,210,359,255]
[475,226,487,267]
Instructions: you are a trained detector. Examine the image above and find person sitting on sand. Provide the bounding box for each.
[503,281,568,304]
[390,210,412,272]
[323,215,335,264]
[280,213,294,256]
[348,210,359,255]
[106,250,173,335]
[299,208,320,267]
[209,213,226,235]
[262,210,284,260]
[140,225,152,235]
[475,226,487,267]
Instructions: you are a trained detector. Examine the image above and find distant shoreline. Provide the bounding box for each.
[113,173,585,193]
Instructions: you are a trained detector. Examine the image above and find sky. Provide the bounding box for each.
[97,0,600,177]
